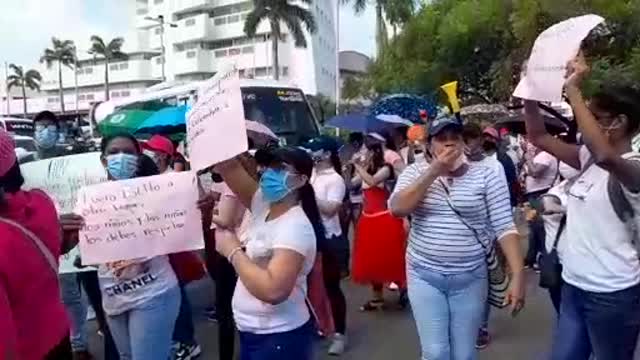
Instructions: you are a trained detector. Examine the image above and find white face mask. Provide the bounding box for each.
[449,153,467,171]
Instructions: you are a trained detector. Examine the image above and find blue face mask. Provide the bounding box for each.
[106,153,139,180]
[259,168,294,203]
[35,125,59,149]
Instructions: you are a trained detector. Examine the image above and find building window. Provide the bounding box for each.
[175,44,185,52]
[111,91,120,98]
[255,67,267,77]
[154,27,162,35]
[121,91,131,97]
[214,17,226,26]
[86,94,95,100]
[214,49,227,58]
[242,46,254,54]
[240,13,248,21]
[84,67,93,74]
[78,94,85,100]
[47,97,57,103]
[228,14,240,23]
[282,67,289,77]
[155,57,164,64]
[136,8,148,15]
[118,63,128,70]
[154,0,163,4]
[228,48,241,56]
[185,18,196,26]
[186,51,197,58]
[109,64,118,71]
[76,68,83,75]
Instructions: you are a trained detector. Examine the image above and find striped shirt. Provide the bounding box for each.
[391,161,515,274]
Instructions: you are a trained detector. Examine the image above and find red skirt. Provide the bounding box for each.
[351,188,406,285]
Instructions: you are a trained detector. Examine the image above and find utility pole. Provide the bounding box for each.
[145,15,178,82]
[73,47,80,119]
[4,61,10,116]
[335,0,341,137]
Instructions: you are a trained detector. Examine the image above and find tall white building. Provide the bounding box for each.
[0,0,338,117]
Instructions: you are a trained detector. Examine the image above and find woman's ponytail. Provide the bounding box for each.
[330,151,342,175]
[299,183,327,252]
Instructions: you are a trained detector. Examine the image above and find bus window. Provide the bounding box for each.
[241,87,318,145]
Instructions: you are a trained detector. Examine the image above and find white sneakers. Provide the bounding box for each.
[328,333,347,356]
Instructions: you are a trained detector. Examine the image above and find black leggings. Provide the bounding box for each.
[206,232,238,360]
[44,336,71,360]
[322,251,347,334]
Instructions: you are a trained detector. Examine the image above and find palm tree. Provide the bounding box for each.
[343,0,415,57]
[244,0,317,81]
[88,36,128,101]
[40,37,75,113]
[6,64,42,118]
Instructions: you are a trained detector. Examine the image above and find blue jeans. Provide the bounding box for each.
[408,264,488,360]
[106,286,181,360]
[551,282,640,360]
[172,285,196,345]
[238,321,313,360]
[59,273,88,352]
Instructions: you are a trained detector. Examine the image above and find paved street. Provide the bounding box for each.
[89,270,557,360]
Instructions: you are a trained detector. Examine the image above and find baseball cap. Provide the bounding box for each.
[483,127,500,143]
[301,135,341,153]
[0,128,17,177]
[141,135,174,156]
[428,115,463,138]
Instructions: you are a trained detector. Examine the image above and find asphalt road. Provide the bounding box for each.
[89,271,558,360]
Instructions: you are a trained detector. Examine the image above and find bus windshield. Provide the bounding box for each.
[241,87,318,145]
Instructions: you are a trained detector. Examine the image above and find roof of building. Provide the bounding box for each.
[339,50,372,74]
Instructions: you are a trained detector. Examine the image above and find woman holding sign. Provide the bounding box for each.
[0,128,72,359]
[214,147,322,360]
[524,54,640,360]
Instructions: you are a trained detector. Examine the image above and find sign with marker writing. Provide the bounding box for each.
[513,14,604,102]
[20,152,108,273]
[75,171,204,265]
[187,63,248,171]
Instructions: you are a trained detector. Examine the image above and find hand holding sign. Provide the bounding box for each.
[187,63,248,171]
[513,14,604,102]
[564,52,590,90]
[75,171,204,265]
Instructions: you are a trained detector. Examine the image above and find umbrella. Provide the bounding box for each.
[98,109,155,138]
[135,105,187,136]
[494,113,568,135]
[326,113,404,134]
[245,120,278,146]
[370,94,439,124]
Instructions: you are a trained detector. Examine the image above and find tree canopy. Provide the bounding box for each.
[368,0,640,102]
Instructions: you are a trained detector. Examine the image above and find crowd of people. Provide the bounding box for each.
[1,54,640,360]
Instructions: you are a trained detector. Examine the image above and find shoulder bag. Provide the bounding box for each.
[538,215,566,289]
[0,216,58,275]
[438,179,510,308]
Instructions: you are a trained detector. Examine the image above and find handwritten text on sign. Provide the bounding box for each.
[187,64,248,171]
[513,14,604,102]
[20,152,107,273]
[75,171,204,265]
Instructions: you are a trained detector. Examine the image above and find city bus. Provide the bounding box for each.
[91,79,320,146]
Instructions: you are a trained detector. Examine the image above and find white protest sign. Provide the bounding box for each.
[513,14,605,102]
[75,171,204,265]
[186,63,248,171]
[20,152,108,273]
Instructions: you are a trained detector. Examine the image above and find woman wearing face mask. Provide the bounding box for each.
[33,111,62,159]
[390,116,525,360]
[213,147,322,360]
[63,133,183,360]
[303,136,349,355]
[524,55,640,360]
[351,134,408,311]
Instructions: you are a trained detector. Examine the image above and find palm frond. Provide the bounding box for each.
[25,69,42,82]
[107,37,126,53]
[40,49,56,67]
[284,4,317,34]
[89,35,107,55]
[244,5,270,37]
[6,77,20,90]
[344,0,368,14]
[282,15,308,47]
[8,63,23,77]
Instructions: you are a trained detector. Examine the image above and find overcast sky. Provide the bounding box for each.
[0,0,376,69]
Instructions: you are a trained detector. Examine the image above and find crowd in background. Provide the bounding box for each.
[1,54,640,360]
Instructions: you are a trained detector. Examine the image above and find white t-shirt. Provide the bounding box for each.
[562,146,640,292]
[232,190,317,334]
[542,182,569,257]
[525,151,559,193]
[311,168,346,238]
[558,161,580,181]
[98,256,178,316]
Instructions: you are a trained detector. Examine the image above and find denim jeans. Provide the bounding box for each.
[106,286,181,360]
[172,285,196,345]
[238,321,313,360]
[59,273,88,352]
[551,282,640,360]
[407,263,488,360]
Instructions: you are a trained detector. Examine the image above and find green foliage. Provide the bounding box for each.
[88,36,128,101]
[7,64,41,118]
[40,37,75,113]
[370,0,640,102]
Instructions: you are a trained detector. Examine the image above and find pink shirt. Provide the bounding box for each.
[0,190,68,360]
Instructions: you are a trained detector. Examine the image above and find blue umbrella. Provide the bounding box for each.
[326,113,404,134]
[135,105,188,136]
[370,94,439,124]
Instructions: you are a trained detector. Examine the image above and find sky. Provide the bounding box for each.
[0,0,376,69]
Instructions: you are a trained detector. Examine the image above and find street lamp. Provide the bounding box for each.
[145,15,178,82]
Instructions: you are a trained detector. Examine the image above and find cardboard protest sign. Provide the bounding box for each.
[513,14,604,102]
[75,171,204,265]
[20,152,108,273]
[187,63,248,171]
